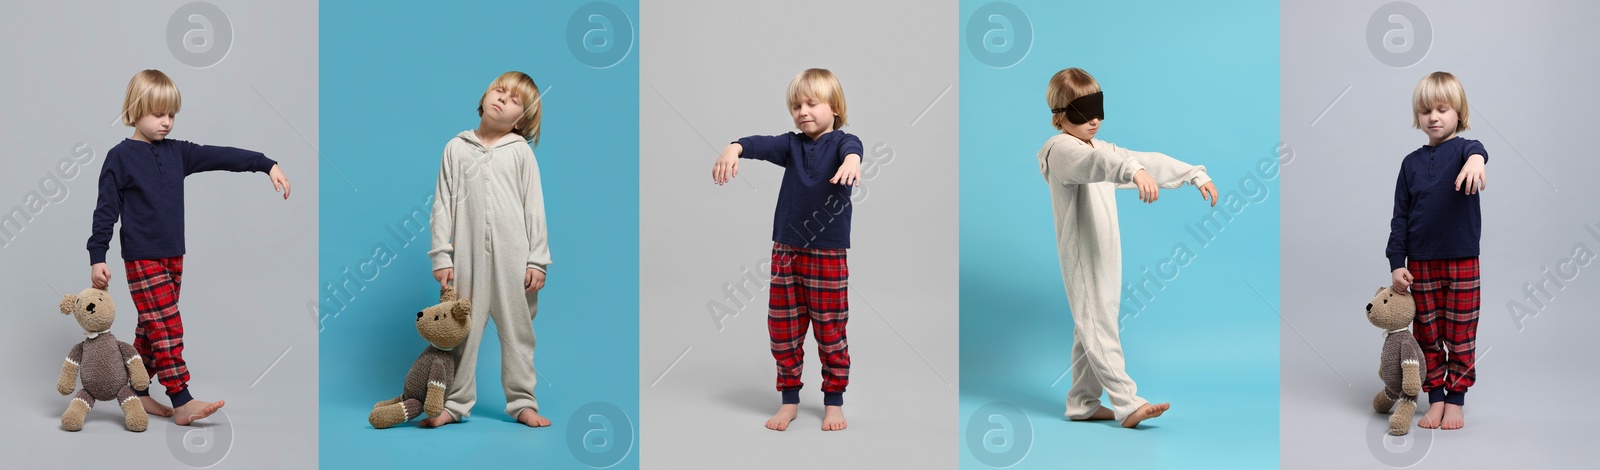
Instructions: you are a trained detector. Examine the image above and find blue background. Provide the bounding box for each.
[317,1,639,468]
[958,1,1279,468]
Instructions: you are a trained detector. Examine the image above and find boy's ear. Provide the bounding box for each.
[59,295,77,315]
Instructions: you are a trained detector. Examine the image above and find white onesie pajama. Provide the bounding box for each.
[429,130,552,421]
[1036,134,1210,423]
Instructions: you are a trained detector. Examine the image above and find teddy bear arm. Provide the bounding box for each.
[1400,342,1422,396]
[58,344,83,395]
[422,359,451,418]
[118,342,150,391]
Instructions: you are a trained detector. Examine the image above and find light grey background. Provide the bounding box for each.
[1282,1,1600,468]
[0,1,317,468]
[639,0,959,467]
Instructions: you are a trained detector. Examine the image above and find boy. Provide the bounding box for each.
[1387,71,1487,431]
[1038,68,1217,428]
[711,68,863,432]
[425,71,552,428]
[88,69,291,425]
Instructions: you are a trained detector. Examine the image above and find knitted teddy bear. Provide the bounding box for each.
[369,285,472,428]
[1366,286,1424,436]
[57,287,150,432]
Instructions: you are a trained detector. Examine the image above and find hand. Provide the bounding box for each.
[433,267,454,289]
[1132,169,1159,203]
[91,263,110,290]
[830,154,863,186]
[1197,181,1218,207]
[1391,267,1413,294]
[525,268,546,292]
[1455,155,1486,195]
[269,164,291,200]
[712,143,741,185]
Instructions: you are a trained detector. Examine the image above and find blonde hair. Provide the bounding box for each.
[121,70,182,126]
[477,71,543,145]
[786,68,848,129]
[1046,68,1100,131]
[1412,71,1470,132]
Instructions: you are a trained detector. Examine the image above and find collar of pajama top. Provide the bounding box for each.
[735,130,864,250]
[1384,136,1488,271]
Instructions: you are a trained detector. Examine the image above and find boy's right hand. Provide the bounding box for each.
[712,143,741,185]
[1391,267,1413,294]
[1132,169,1159,203]
[91,263,110,290]
[433,267,454,289]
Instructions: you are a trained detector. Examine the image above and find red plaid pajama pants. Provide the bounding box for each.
[125,256,189,395]
[1408,257,1480,392]
[768,243,851,393]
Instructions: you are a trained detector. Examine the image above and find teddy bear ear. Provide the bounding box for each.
[452,302,471,323]
[440,286,458,303]
[1376,287,1386,296]
[59,295,77,315]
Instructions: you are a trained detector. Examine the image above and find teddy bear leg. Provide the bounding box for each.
[119,386,148,432]
[1388,398,1416,436]
[1373,390,1397,413]
[62,390,93,431]
[373,396,402,410]
[369,399,422,429]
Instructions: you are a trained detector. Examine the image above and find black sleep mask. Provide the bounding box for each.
[1051,91,1104,125]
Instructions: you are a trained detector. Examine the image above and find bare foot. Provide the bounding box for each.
[1440,404,1464,430]
[518,409,551,427]
[1070,407,1115,421]
[418,412,457,428]
[173,399,224,426]
[822,405,847,431]
[1121,402,1170,428]
[765,404,798,431]
[1417,402,1445,429]
[140,396,175,417]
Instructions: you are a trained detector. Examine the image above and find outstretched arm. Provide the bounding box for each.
[59,344,83,395]
[1106,144,1211,189]
[180,141,277,175]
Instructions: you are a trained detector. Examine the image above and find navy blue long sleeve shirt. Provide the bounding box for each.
[736,130,864,250]
[87,138,277,264]
[1386,136,1488,271]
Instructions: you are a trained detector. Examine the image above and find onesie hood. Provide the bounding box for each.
[456,130,527,151]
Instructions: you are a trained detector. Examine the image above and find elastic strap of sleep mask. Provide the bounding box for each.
[1050,91,1104,125]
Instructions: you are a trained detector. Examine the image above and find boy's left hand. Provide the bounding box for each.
[1455,155,1486,195]
[1197,181,1218,207]
[525,268,545,292]
[269,164,291,200]
[830,154,862,187]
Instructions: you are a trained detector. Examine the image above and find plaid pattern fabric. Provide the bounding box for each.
[1408,257,1480,392]
[768,242,851,394]
[125,256,189,395]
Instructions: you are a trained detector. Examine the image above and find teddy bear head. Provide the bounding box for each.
[416,286,471,350]
[1365,286,1415,331]
[60,287,117,333]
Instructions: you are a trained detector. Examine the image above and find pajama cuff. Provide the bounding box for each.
[1443,388,1466,406]
[781,389,800,405]
[1427,389,1444,404]
[823,392,843,407]
[168,388,194,409]
[135,387,151,397]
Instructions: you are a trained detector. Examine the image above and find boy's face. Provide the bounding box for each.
[1418,101,1458,143]
[791,95,835,137]
[133,111,174,142]
[481,86,525,131]
[1063,117,1101,143]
